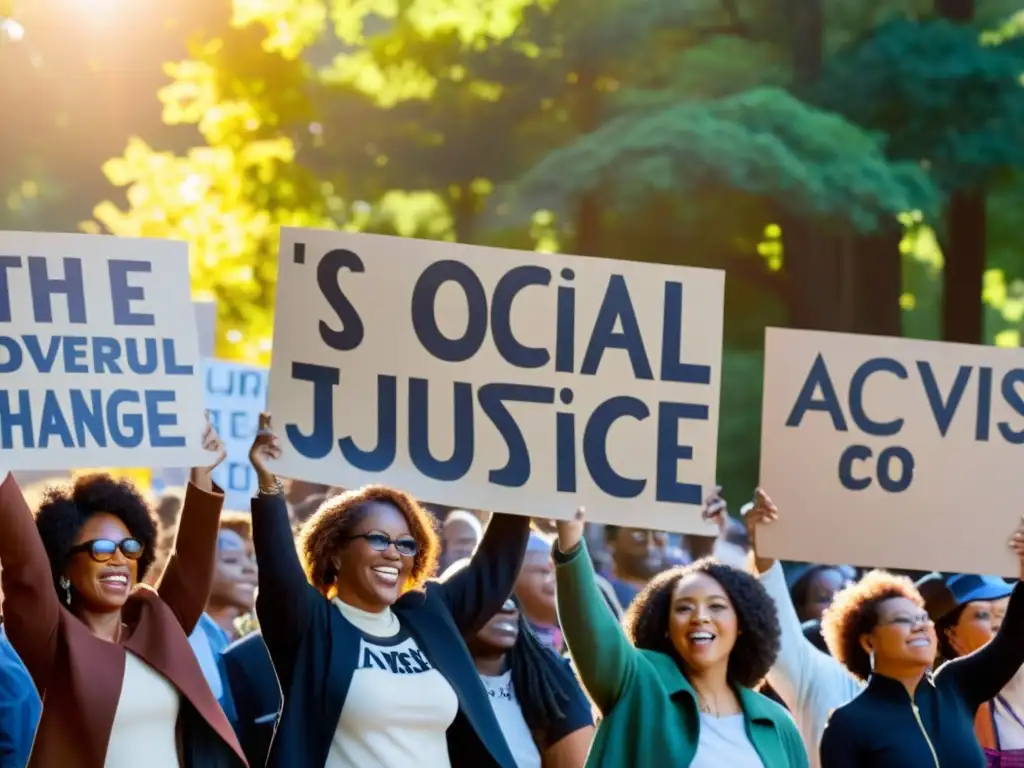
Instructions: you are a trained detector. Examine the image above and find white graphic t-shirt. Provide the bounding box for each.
[480,670,541,768]
[326,599,458,768]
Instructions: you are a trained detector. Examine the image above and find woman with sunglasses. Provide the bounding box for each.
[0,418,248,768]
[818,514,1024,767]
[246,414,532,768]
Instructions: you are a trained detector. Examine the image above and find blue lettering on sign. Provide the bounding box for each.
[280,250,717,503]
[0,255,195,452]
[0,389,184,449]
[786,353,1024,493]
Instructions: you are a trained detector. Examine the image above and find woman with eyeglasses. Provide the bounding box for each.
[246,414,532,768]
[818,515,1024,768]
[0,417,247,768]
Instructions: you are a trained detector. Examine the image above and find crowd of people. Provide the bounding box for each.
[2,412,1024,767]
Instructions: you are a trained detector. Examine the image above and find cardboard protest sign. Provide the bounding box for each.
[0,231,206,471]
[266,228,725,534]
[758,327,1024,576]
[203,359,267,510]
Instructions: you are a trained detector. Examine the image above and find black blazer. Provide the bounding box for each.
[250,492,531,768]
[221,631,280,768]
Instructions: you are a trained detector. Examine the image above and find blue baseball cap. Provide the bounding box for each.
[946,574,1012,605]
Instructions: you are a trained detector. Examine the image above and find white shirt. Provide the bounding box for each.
[480,671,541,768]
[104,652,181,768]
[760,561,863,767]
[690,713,765,768]
[187,622,223,700]
[326,599,458,768]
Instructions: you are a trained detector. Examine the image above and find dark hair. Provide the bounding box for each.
[934,603,968,663]
[821,570,923,681]
[802,618,830,655]
[505,595,576,732]
[299,485,439,596]
[35,473,159,600]
[622,558,781,688]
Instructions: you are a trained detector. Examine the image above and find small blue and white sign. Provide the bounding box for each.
[203,359,268,510]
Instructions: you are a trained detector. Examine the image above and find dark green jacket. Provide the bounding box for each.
[554,540,808,768]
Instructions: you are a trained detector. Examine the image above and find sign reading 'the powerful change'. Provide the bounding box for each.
[267,229,724,533]
[758,327,1024,576]
[0,230,206,471]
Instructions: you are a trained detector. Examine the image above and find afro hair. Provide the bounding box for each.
[622,558,781,688]
[298,484,439,597]
[821,569,923,682]
[35,473,159,599]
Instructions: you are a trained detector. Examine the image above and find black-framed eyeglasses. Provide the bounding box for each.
[345,533,417,557]
[68,538,144,563]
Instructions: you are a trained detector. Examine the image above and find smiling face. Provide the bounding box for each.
[946,599,1004,657]
[864,596,937,672]
[64,512,140,613]
[332,500,416,612]
[667,572,739,676]
[210,531,258,612]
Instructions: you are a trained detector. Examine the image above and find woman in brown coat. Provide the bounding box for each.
[0,419,247,768]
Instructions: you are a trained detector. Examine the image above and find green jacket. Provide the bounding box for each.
[554,540,808,768]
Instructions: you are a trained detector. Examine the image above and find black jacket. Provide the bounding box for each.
[250,492,531,768]
[221,631,280,768]
[820,582,1024,767]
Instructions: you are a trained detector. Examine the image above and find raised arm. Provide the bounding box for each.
[939,517,1024,707]
[432,512,531,634]
[157,480,225,635]
[554,510,638,714]
[940,580,1024,707]
[246,414,317,678]
[0,472,61,691]
[157,420,228,635]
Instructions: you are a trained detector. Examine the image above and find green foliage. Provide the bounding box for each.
[815,18,1024,191]
[517,86,938,232]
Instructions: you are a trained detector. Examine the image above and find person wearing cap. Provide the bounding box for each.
[816,515,1024,768]
[919,572,1023,763]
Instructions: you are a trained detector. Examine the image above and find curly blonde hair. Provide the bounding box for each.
[298,485,440,597]
[821,569,924,681]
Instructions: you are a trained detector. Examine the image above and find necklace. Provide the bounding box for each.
[697,694,720,718]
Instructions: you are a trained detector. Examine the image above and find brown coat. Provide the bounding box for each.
[0,473,247,767]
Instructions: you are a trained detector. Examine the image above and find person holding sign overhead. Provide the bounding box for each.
[552,508,807,767]
[817,516,1024,768]
[246,413,532,768]
[0,415,247,768]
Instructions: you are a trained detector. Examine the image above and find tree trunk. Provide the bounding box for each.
[941,190,987,343]
[850,225,904,336]
[934,0,984,344]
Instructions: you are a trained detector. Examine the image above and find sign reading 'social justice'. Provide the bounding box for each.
[758,327,1024,576]
[204,359,268,510]
[267,228,725,533]
[0,231,206,471]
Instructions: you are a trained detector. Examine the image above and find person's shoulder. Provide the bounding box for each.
[224,630,267,658]
[741,686,797,727]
